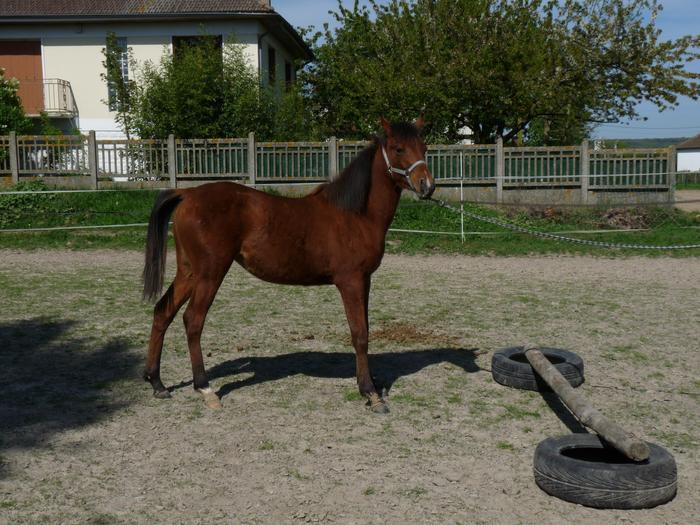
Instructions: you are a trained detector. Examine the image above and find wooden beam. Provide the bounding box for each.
[524,344,650,462]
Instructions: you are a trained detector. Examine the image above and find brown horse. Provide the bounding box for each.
[142,118,435,412]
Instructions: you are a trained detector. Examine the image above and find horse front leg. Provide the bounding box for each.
[337,274,388,414]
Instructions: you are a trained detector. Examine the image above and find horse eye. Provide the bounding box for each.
[395,148,405,155]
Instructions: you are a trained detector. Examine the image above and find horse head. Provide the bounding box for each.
[380,116,435,199]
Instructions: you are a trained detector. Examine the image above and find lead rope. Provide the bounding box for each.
[427,198,700,250]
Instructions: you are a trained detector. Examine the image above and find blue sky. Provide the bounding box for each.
[273,0,700,139]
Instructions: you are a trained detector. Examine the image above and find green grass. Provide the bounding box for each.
[677,182,700,190]
[258,440,274,451]
[343,389,363,402]
[500,403,541,420]
[1,181,699,255]
[602,345,649,364]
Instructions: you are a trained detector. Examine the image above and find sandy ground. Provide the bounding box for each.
[0,250,698,524]
[675,190,700,212]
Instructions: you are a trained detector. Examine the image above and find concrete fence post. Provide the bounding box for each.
[328,136,338,179]
[495,137,504,204]
[580,139,589,205]
[88,130,98,189]
[9,131,19,184]
[247,132,256,186]
[167,134,177,188]
[668,146,677,204]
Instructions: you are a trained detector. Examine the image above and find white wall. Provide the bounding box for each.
[678,151,700,172]
[1,20,262,137]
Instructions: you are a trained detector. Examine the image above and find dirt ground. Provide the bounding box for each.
[0,250,698,524]
[675,189,700,212]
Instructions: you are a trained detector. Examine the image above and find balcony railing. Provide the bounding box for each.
[19,79,78,118]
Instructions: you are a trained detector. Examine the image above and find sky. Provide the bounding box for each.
[272,0,700,140]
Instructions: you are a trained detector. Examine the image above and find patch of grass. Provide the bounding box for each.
[363,487,376,496]
[401,487,427,500]
[651,431,698,450]
[447,393,462,404]
[390,392,432,407]
[468,398,491,415]
[259,440,274,451]
[0,500,17,508]
[602,345,649,363]
[496,441,515,450]
[2,186,699,255]
[500,403,541,420]
[87,513,120,525]
[286,468,310,481]
[343,389,363,402]
[515,295,540,304]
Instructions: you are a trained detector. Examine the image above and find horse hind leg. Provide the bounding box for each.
[144,271,193,398]
[182,275,227,409]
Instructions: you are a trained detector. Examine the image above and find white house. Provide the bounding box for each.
[676,135,700,172]
[0,1,312,137]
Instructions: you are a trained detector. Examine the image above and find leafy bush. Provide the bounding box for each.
[106,34,317,140]
[0,68,32,136]
[0,180,56,228]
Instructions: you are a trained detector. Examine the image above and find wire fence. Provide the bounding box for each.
[2,189,697,253]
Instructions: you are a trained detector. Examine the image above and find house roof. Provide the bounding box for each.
[676,134,700,151]
[0,1,312,62]
[0,1,273,17]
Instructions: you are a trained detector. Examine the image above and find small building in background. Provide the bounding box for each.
[676,134,700,172]
[0,1,312,138]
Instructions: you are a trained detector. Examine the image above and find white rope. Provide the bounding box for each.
[429,198,700,250]
[0,223,148,233]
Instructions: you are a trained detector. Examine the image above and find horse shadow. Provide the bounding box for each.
[0,317,139,474]
[174,347,482,399]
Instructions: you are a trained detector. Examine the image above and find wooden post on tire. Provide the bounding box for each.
[524,344,650,462]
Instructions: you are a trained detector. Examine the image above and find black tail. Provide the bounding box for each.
[142,189,182,302]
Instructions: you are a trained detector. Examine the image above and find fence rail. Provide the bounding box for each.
[0,133,681,203]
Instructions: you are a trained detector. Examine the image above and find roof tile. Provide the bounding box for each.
[0,1,273,17]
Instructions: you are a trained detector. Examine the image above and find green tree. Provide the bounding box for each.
[101,32,136,139]
[104,34,317,140]
[304,0,700,144]
[0,68,32,135]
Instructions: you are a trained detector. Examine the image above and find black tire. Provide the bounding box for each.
[491,347,584,391]
[534,434,677,509]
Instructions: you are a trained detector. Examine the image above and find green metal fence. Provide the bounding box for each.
[0,133,679,198]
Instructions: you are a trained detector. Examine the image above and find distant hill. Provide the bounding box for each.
[599,137,689,149]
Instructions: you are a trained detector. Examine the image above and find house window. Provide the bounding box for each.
[107,37,128,111]
[285,61,293,89]
[172,35,223,60]
[268,46,276,85]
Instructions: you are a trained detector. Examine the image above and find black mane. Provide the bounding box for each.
[323,139,379,213]
[323,122,421,212]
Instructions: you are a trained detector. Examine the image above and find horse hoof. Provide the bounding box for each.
[153,389,171,399]
[368,394,390,414]
[199,388,223,410]
[371,401,390,414]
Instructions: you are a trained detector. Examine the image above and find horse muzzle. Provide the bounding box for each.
[418,177,436,199]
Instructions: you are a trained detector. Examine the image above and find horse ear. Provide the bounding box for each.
[415,116,425,132]
[380,117,392,136]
